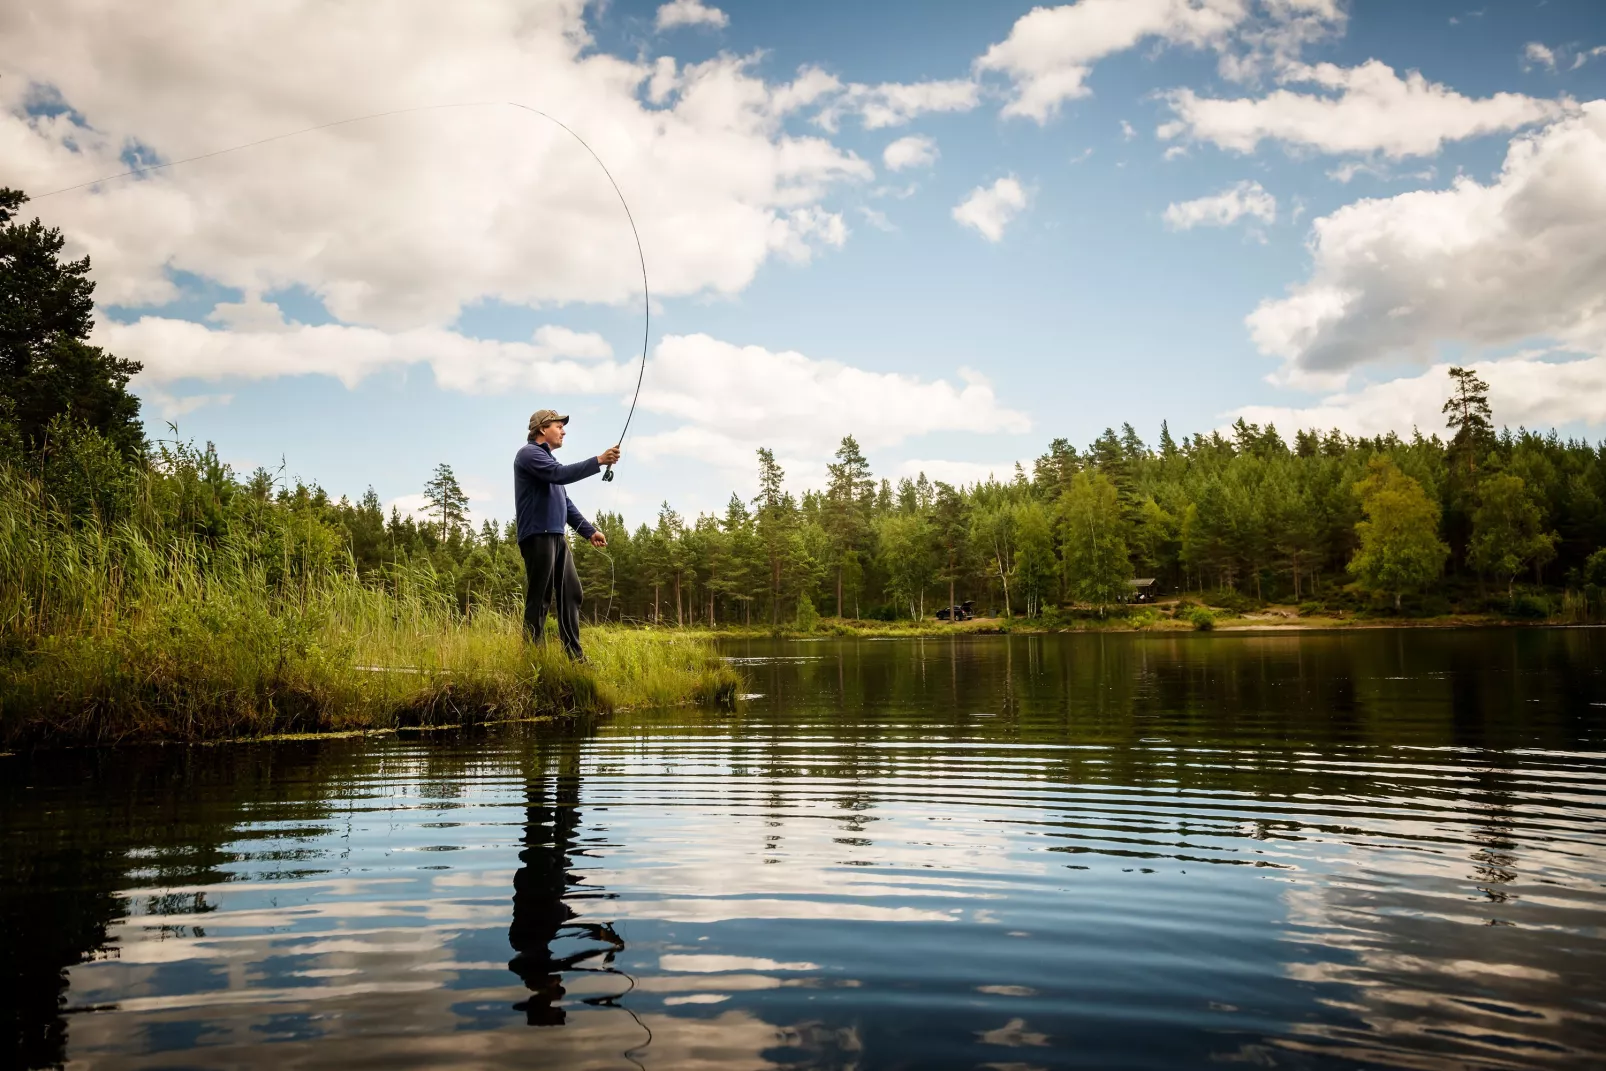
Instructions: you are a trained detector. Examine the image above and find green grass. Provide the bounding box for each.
[0,468,739,746]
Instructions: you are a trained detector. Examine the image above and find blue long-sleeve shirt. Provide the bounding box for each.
[513,441,599,543]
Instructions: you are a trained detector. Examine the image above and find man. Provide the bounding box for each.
[514,409,620,658]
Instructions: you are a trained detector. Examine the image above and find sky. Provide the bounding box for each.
[4,0,1605,528]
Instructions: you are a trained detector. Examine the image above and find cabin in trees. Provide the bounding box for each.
[1125,578,1159,603]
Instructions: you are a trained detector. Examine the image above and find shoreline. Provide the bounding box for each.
[1,629,741,750]
[662,612,1590,641]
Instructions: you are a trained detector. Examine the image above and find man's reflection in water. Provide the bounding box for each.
[507,743,624,1026]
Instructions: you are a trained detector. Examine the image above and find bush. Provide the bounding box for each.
[795,593,820,632]
[1501,592,1552,620]
[1209,589,1261,614]
[1184,606,1217,630]
[1296,602,1323,616]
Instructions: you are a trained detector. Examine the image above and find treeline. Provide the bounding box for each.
[351,364,1606,627]
[537,373,1606,625]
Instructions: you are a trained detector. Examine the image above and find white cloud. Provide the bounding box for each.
[139,389,234,421]
[976,0,1346,123]
[1523,41,1606,72]
[1247,102,1606,381]
[952,177,1028,242]
[94,314,635,394]
[857,206,896,232]
[1163,180,1276,229]
[1120,120,1137,141]
[815,79,979,132]
[2,3,870,332]
[1233,356,1606,437]
[655,0,728,32]
[883,135,938,171]
[1160,59,1572,159]
[631,334,1031,479]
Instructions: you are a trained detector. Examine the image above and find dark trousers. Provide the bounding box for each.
[519,534,584,658]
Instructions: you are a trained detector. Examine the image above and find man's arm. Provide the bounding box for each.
[515,445,602,485]
[566,498,597,541]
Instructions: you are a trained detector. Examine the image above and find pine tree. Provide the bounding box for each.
[1443,366,1494,473]
[0,188,143,456]
[753,448,790,627]
[422,463,469,541]
[825,435,874,617]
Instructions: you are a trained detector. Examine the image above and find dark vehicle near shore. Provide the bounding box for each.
[935,601,975,621]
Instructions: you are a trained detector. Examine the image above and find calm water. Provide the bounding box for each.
[5,629,1606,1070]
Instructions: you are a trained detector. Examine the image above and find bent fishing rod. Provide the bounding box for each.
[36,100,650,483]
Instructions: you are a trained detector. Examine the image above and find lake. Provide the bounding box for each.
[4,628,1605,1070]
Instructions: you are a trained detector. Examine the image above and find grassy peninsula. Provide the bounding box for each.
[0,456,739,748]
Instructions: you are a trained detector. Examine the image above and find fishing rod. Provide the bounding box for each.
[36,100,650,482]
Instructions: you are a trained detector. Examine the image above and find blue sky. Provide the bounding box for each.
[5,0,1605,527]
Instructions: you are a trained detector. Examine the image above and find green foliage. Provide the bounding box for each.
[1348,458,1449,611]
[1012,500,1056,616]
[1058,471,1132,614]
[795,592,820,632]
[1469,472,1558,596]
[1184,606,1217,630]
[1,188,143,456]
[0,456,739,744]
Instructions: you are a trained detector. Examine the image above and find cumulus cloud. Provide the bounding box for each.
[94,312,634,394]
[631,334,1031,477]
[655,0,728,31]
[1164,180,1276,229]
[952,178,1028,242]
[2,2,870,333]
[1160,59,1572,158]
[1247,102,1606,381]
[882,135,938,171]
[1232,355,1606,437]
[976,0,1345,123]
[1524,41,1558,71]
[815,79,980,132]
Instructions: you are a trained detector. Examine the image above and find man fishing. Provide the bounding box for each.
[515,410,621,659]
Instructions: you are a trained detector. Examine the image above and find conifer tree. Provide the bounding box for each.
[422,463,469,541]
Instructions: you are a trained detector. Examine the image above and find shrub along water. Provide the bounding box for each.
[0,449,738,747]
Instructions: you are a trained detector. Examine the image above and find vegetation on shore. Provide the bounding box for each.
[0,456,738,746]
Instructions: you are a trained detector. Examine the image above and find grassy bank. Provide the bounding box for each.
[0,466,739,747]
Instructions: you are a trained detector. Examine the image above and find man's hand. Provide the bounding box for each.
[590,531,608,548]
[597,445,621,465]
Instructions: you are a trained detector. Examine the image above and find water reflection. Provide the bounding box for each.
[1,628,1603,1070]
[507,743,625,1027]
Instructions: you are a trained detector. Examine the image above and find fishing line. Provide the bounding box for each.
[36,100,650,481]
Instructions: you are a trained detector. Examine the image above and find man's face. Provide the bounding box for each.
[541,421,567,447]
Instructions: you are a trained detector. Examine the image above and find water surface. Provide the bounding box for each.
[5,628,1606,1069]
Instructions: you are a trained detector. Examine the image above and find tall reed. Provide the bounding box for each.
[0,465,738,745]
